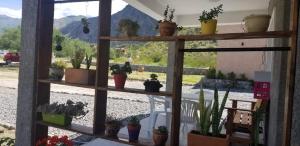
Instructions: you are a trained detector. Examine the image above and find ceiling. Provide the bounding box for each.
[123,0,271,26]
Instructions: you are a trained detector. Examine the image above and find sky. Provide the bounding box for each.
[0,0,128,19]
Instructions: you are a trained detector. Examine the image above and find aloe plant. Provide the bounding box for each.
[70,47,85,69]
[196,87,230,137]
[85,53,92,70]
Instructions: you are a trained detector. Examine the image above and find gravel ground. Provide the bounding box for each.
[0,75,254,137]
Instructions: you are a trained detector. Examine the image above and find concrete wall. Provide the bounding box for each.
[216,25,267,79]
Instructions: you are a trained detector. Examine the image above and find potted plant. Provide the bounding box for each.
[117,19,140,37]
[110,62,132,89]
[54,35,65,51]
[127,116,141,142]
[153,126,168,146]
[243,14,271,32]
[198,4,223,35]
[37,100,88,126]
[49,60,67,81]
[105,116,122,139]
[65,47,96,85]
[81,18,90,34]
[144,74,163,92]
[188,87,230,146]
[36,135,73,146]
[158,5,178,36]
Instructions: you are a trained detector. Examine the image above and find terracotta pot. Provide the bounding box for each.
[201,19,217,35]
[105,123,121,139]
[65,68,96,85]
[113,74,127,89]
[188,131,229,146]
[159,21,177,36]
[49,67,64,81]
[127,124,141,142]
[153,129,168,146]
[244,15,271,32]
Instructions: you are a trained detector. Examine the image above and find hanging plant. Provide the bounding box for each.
[54,35,65,51]
[81,18,90,34]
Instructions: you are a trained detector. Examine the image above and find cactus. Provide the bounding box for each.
[85,53,92,70]
[196,86,230,137]
[70,47,85,69]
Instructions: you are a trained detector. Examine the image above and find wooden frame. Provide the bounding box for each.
[25,0,299,146]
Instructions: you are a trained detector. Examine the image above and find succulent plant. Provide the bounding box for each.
[54,35,65,51]
[110,62,132,76]
[128,116,140,126]
[81,18,90,34]
[51,60,67,69]
[85,53,92,70]
[70,47,85,69]
[157,126,168,134]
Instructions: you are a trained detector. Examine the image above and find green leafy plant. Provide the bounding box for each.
[206,67,216,79]
[117,19,140,37]
[157,5,182,30]
[196,87,230,137]
[227,72,236,81]
[199,4,223,23]
[156,126,168,134]
[37,100,88,119]
[128,116,140,126]
[81,18,90,34]
[51,60,67,69]
[54,35,65,51]
[0,137,15,146]
[70,47,85,69]
[85,53,93,70]
[239,73,248,81]
[110,62,132,76]
[216,70,226,79]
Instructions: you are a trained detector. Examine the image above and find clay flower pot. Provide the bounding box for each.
[105,122,121,139]
[188,131,229,146]
[153,129,168,146]
[201,19,217,35]
[65,68,96,85]
[159,21,177,36]
[127,124,141,142]
[113,74,127,89]
[49,67,64,81]
[244,14,271,32]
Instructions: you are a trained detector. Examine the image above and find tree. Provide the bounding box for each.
[0,27,21,51]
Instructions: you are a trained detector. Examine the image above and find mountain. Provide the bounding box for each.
[54,15,85,29]
[0,15,20,32]
[60,5,158,43]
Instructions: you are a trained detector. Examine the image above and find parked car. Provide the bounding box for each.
[3,52,20,63]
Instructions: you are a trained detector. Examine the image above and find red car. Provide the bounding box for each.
[3,52,20,63]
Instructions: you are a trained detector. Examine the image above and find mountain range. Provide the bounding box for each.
[0,5,158,43]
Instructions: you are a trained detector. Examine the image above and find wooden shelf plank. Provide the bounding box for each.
[54,0,99,3]
[95,134,154,146]
[36,121,93,135]
[182,47,291,52]
[38,79,95,89]
[98,86,173,96]
[99,31,292,41]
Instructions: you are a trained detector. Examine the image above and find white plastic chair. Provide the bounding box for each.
[180,100,199,133]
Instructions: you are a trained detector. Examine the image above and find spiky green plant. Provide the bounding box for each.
[70,47,85,69]
[196,87,230,137]
[85,53,92,70]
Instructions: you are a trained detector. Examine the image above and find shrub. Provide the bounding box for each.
[51,60,67,69]
[206,67,216,79]
[216,70,226,79]
[227,72,236,81]
[239,74,248,81]
[70,47,85,69]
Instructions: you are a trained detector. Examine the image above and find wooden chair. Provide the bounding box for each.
[225,99,266,145]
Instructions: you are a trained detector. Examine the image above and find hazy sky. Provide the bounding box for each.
[0,0,128,18]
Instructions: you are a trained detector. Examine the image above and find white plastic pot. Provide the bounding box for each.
[243,15,271,32]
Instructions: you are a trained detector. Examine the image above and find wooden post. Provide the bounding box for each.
[15,0,54,145]
[170,40,185,146]
[94,0,112,135]
[283,0,299,145]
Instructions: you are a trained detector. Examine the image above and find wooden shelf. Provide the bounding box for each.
[98,86,173,96]
[36,121,93,135]
[182,47,291,52]
[53,0,99,3]
[96,134,154,146]
[99,31,292,42]
[38,79,95,89]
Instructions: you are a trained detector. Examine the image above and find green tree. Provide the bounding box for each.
[0,27,21,51]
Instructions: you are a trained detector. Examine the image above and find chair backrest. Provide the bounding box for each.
[181,100,199,123]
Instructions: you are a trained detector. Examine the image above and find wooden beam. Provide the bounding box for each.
[34,0,55,143]
[54,0,99,4]
[94,0,112,135]
[283,0,299,145]
[182,47,290,52]
[170,40,185,146]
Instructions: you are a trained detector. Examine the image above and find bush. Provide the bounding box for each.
[206,67,216,79]
[239,74,248,81]
[216,70,226,79]
[227,72,236,81]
